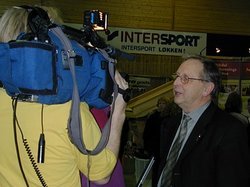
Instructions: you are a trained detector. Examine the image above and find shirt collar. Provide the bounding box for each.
[183,101,211,123]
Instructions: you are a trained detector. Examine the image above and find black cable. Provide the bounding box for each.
[40,104,44,133]
[23,139,47,187]
[38,104,45,163]
[12,96,48,187]
[12,96,30,187]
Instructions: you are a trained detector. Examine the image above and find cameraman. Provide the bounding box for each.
[0,6,128,187]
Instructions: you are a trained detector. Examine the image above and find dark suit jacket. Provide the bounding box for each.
[158,102,250,187]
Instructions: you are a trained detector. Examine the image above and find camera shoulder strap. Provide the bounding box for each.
[51,26,118,155]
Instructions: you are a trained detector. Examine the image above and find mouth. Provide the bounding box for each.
[174,89,182,96]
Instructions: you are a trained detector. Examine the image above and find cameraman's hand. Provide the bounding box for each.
[113,70,129,109]
[101,70,128,183]
[106,70,128,155]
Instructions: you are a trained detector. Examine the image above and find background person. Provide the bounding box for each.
[143,97,169,187]
[0,6,128,187]
[224,91,249,127]
[158,55,249,187]
[246,98,250,149]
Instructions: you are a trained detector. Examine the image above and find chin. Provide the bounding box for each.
[175,96,185,108]
[174,97,181,105]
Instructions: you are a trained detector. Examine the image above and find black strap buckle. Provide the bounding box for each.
[118,87,131,103]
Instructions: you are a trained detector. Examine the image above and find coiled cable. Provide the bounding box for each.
[12,96,48,187]
[23,138,48,187]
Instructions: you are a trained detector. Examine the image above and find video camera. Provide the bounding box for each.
[62,10,134,61]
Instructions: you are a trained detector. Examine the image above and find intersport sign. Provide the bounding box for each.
[100,27,207,56]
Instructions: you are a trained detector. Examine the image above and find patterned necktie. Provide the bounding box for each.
[160,114,191,187]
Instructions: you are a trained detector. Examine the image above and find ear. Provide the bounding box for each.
[203,82,215,96]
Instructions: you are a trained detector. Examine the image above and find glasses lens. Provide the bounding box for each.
[172,73,191,84]
[181,75,189,84]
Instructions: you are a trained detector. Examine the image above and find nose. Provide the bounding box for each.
[173,76,181,86]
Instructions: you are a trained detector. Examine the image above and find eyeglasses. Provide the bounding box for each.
[172,73,209,84]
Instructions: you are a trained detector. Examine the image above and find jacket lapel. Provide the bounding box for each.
[177,102,217,162]
[161,113,182,162]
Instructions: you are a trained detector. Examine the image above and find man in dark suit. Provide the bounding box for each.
[157,55,249,187]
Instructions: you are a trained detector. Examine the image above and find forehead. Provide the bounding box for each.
[177,58,204,75]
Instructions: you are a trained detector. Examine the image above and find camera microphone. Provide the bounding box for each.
[37,133,45,163]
